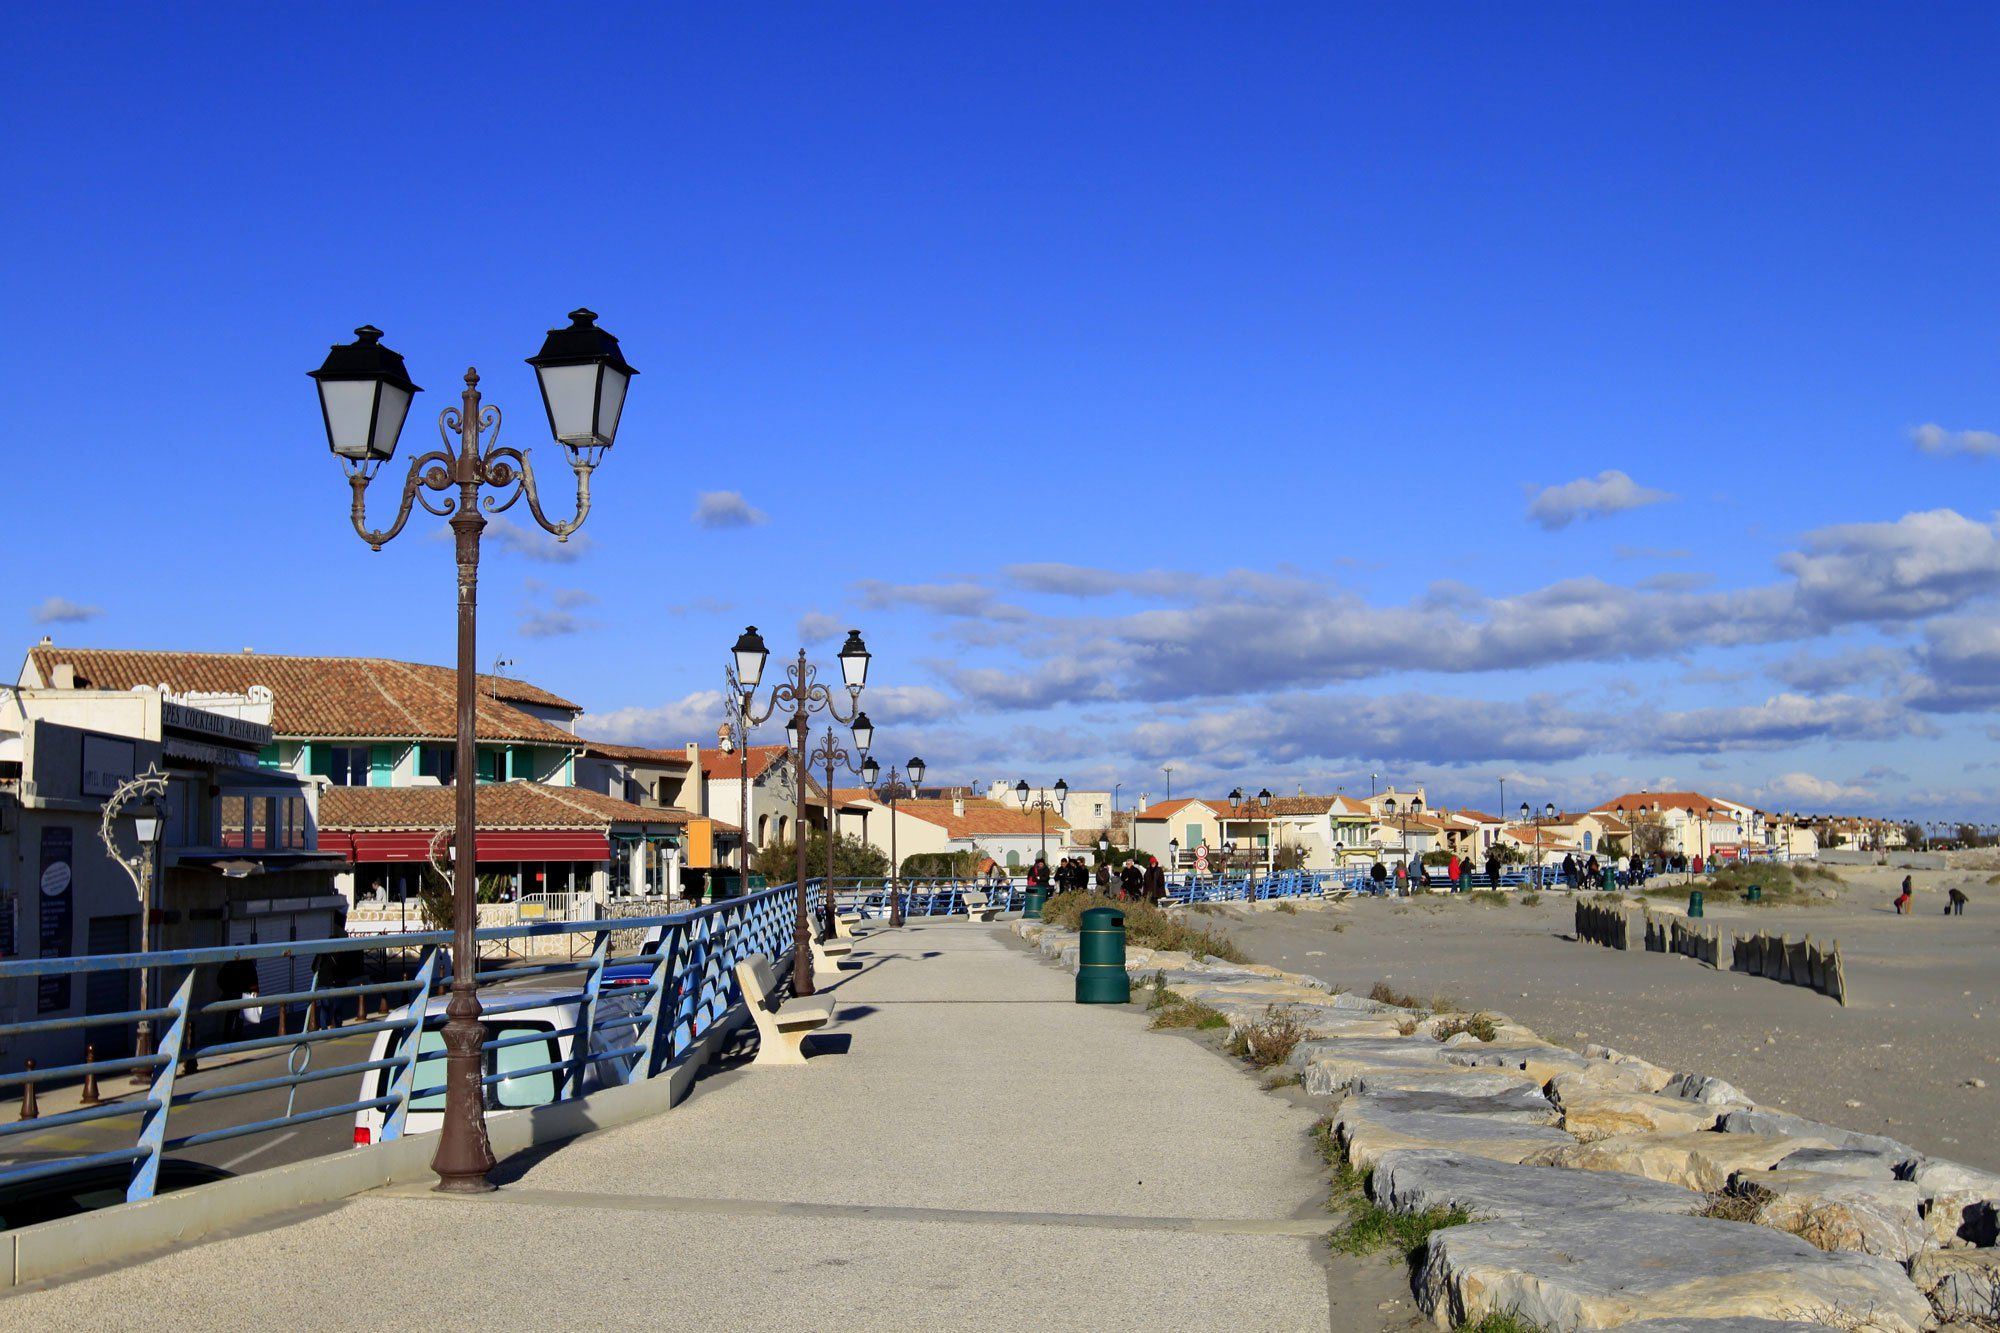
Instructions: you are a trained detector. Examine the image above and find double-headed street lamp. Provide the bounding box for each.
[809,714,875,924]
[312,312,634,1194]
[1386,794,1423,878]
[727,627,871,996]
[863,756,924,925]
[1014,779,1068,864]
[1517,801,1554,883]
[1230,787,1274,879]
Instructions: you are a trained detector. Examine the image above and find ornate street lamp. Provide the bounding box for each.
[1015,779,1065,864]
[100,765,169,1083]
[810,712,874,925]
[723,626,770,878]
[731,629,870,994]
[313,311,633,1194]
[869,755,922,926]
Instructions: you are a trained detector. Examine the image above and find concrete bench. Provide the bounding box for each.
[735,955,834,1066]
[962,891,998,923]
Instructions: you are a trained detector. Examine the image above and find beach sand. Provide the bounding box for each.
[1215,867,2000,1172]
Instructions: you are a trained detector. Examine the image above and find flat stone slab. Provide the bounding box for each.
[1549,1062,1675,1100]
[1348,1068,1545,1098]
[1733,1169,1932,1262]
[1770,1145,1909,1180]
[1718,1108,1920,1164]
[1538,1132,1833,1192]
[1334,1104,1576,1171]
[1341,1085,1559,1126]
[1439,1040,1600,1083]
[1662,1072,1753,1105]
[1559,1089,1729,1142]
[1911,1249,2000,1324]
[1414,1212,1931,1332]
[1294,1039,1460,1097]
[1371,1149,1704,1222]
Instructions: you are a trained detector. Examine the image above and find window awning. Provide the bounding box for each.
[318,830,612,863]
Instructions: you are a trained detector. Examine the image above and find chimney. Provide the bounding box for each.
[953,795,965,818]
[50,663,75,690]
[686,741,700,766]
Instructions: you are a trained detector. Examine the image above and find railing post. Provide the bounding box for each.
[380,948,441,1142]
[625,920,682,1083]
[127,973,194,1203]
[567,931,609,1098]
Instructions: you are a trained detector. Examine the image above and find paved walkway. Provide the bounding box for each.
[2,923,1361,1330]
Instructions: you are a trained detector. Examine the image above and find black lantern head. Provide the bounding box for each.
[837,630,871,694]
[861,756,880,789]
[732,625,770,690]
[907,756,926,788]
[850,711,874,755]
[310,325,421,466]
[527,308,637,452]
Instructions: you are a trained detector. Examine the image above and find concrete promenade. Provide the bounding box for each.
[1,922,1363,1330]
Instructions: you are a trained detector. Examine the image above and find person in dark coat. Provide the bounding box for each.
[1027,855,1050,889]
[1118,859,1143,900]
[1485,851,1500,889]
[1142,856,1166,902]
[1094,860,1111,893]
[1370,860,1388,889]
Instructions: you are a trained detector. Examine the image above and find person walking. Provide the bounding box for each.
[1028,855,1050,891]
[1485,850,1501,890]
[1585,854,1601,890]
[1895,875,1913,916]
[1094,859,1111,893]
[1393,860,1408,896]
[1143,855,1166,904]
[1118,858,1143,901]
[1370,860,1388,893]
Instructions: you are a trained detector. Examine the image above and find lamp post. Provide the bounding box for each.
[810,712,875,921]
[100,765,169,1082]
[312,312,634,1194]
[1014,778,1067,864]
[726,627,871,996]
[721,640,766,879]
[872,757,923,926]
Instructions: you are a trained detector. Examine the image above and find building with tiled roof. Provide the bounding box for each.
[1590,790,1767,860]
[896,796,1072,871]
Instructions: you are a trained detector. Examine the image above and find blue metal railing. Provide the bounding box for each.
[0,879,822,1208]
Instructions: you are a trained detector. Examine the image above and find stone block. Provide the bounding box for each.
[1771,1146,1909,1181]
[1549,1061,1673,1101]
[1731,1169,1932,1263]
[1718,1108,1919,1164]
[1414,1212,1931,1332]
[1342,1085,1559,1127]
[1911,1249,2000,1325]
[1559,1090,1728,1142]
[1347,1068,1545,1099]
[1371,1148,1703,1222]
[1662,1072,1753,1106]
[1537,1132,1833,1193]
[1334,1103,1576,1171]
[1440,1041,1600,1084]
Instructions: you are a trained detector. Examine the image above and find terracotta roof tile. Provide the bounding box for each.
[1134,798,1219,820]
[24,647,579,745]
[319,781,688,831]
[696,744,789,781]
[897,798,1072,839]
[577,738,692,767]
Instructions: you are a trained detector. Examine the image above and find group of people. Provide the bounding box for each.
[1025,852,1166,903]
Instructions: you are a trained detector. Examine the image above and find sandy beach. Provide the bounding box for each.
[1214,867,2000,1173]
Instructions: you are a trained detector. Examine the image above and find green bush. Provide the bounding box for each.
[754,831,889,882]
[898,850,982,878]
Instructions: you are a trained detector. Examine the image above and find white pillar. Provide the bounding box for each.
[629,840,648,897]
[665,846,682,899]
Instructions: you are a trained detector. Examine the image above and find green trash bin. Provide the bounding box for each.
[1024,884,1047,920]
[1745,884,1762,903]
[1688,889,1704,919]
[1077,906,1130,1003]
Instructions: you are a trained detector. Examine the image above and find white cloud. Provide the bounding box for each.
[487,515,593,563]
[1911,423,2000,458]
[1525,470,1674,531]
[860,684,958,726]
[692,491,768,529]
[1649,693,1927,753]
[1780,509,2000,621]
[577,690,727,746]
[797,612,842,644]
[517,582,599,638]
[32,597,102,625]
[1766,646,1905,694]
[1752,771,1876,808]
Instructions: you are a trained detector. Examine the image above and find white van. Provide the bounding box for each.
[353,987,645,1145]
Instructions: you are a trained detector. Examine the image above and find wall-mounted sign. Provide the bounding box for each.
[37,827,73,1012]
[161,701,272,751]
[80,733,137,798]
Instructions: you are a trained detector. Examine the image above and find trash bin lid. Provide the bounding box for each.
[1080,906,1125,926]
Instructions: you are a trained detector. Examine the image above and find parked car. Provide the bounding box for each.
[353,987,643,1146]
[0,1160,233,1232]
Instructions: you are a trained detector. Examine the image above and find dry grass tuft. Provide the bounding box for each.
[1227,1005,1311,1068]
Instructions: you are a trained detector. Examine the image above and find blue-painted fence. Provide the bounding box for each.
[0,879,821,1207]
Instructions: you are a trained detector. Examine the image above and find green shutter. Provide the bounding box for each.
[306,743,329,778]
[258,744,281,770]
[369,745,395,787]
[477,747,499,783]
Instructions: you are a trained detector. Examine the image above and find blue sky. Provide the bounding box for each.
[8,3,2000,819]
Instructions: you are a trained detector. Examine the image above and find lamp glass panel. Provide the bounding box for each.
[907,759,925,786]
[133,815,161,843]
[370,383,413,460]
[320,380,381,459]
[594,366,629,445]
[734,648,765,688]
[851,716,873,752]
[536,363,602,444]
[839,648,869,691]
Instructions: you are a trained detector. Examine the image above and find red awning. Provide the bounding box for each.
[319,830,612,863]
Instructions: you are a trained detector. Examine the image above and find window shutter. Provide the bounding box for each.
[369,745,395,787]
[306,743,330,779]
[478,747,499,783]
[258,745,281,770]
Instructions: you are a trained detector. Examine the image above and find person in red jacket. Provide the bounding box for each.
[1027,854,1050,889]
